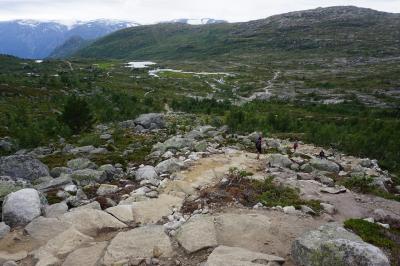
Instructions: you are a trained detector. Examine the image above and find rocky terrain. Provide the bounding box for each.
[0,112,399,266]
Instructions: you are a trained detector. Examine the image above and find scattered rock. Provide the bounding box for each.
[70,169,106,186]
[291,223,390,266]
[372,209,400,229]
[105,205,134,224]
[24,216,71,243]
[96,184,119,196]
[0,251,28,263]
[130,194,184,224]
[310,158,340,173]
[205,245,285,266]
[50,167,72,178]
[267,154,292,168]
[62,242,108,266]
[155,158,185,174]
[0,155,49,181]
[134,113,165,129]
[320,203,336,215]
[0,222,10,239]
[176,215,218,253]
[320,186,347,194]
[102,225,173,265]
[62,208,127,236]
[44,202,69,218]
[135,165,159,181]
[67,158,97,170]
[35,175,73,192]
[34,227,93,265]
[2,188,44,227]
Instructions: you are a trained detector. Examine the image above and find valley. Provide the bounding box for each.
[0,5,400,266]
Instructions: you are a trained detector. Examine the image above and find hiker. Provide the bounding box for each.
[256,135,263,160]
[293,140,299,152]
[319,150,327,159]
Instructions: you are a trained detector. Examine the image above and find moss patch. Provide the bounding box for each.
[40,154,75,169]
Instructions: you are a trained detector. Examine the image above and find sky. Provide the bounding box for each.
[0,0,400,24]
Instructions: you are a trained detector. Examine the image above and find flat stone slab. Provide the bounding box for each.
[130,194,184,224]
[34,227,93,265]
[61,209,127,236]
[176,215,217,253]
[205,245,285,266]
[24,216,71,243]
[105,205,134,224]
[102,225,173,265]
[62,242,108,266]
[214,213,272,252]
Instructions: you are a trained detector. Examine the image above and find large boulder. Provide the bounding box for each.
[155,158,185,174]
[310,158,340,173]
[0,155,49,181]
[153,136,194,153]
[291,223,390,266]
[2,188,44,227]
[135,165,159,181]
[176,215,217,253]
[205,246,285,266]
[102,225,173,265]
[67,158,97,171]
[267,154,292,168]
[133,113,165,130]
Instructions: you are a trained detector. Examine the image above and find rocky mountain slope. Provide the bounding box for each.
[75,6,400,60]
[0,19,139,59]
[0,112,399,265]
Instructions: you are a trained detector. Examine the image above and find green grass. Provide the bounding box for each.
[341,176,400,202]
[253,177,323,214]
[344,219,400,265]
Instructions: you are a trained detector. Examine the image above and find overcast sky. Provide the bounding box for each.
[0,0,400,24]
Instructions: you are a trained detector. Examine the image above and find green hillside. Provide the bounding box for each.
[75,6,400,60]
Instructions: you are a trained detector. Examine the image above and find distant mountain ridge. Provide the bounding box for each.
[0,19,140,59]
[163,18,227,25]
[75,6,400,60]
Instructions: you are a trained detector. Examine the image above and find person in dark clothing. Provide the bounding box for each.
[319,150,327,159]
[293,140,299,152]
[256,135,263,160]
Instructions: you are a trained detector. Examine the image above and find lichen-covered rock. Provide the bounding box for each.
[267,154,292,168]
[70,169,106,186]
[35,175,73,192]
[133,113,165,131]
[135,165,159,181]
[0,155,49,181]
[291,223,390,266]
[155,158,185,174]
[2,188,44,227]
[67,158,97,171]
[310,158,340,173]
